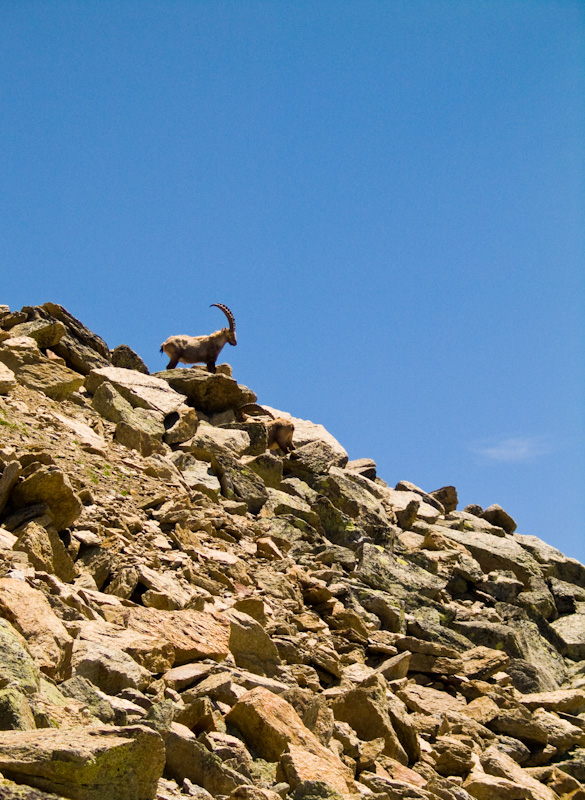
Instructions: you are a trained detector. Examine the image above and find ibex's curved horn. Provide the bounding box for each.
[211,303,236,332]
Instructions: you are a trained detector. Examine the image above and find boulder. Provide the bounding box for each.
[482,504,517,534]
[226,609,282,677]
[0,686,36,731]
[86,367,185,416]
[0,724,165,800]
[0,362,16,394]
[330,674,409,764]
[0,619,41,697]
[164,723,248,796]
[71,637,154,695]
[110,344,149,374]
[354,543,447,603]
[16,362,85,400]
[8,320,66,350]
[439,528,541,585]
[13,520,77,582]
[185,423,251,459]
[212,453,268,514]
[10,467,83,531]
[551,614,585,661]
[168,453,220,498]
[0,579,73,682]
[429,486,458,513]
[284,441,347,483]
[225,688,354,794]
[154,369,257,413]
[163,407,199,445]
[125,606,231,665]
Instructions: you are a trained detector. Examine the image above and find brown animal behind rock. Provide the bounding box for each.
[238,403,295,454]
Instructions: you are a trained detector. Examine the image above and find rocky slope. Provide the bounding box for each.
[0,302,584,800]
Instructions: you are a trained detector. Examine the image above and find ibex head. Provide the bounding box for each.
[211,303,237,346]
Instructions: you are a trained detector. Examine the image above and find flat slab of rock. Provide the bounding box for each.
[154,369,256,413]
[86,367,185,416]
[126,606,231,665]
[15,362,85,400]
[439,527,541,584]
[550,613,585,661]
[0,724,165,800]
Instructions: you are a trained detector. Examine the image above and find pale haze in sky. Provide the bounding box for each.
[1,2,584,560]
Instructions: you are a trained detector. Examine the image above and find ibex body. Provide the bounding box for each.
[160,304,236,373]
[238,403,295,454]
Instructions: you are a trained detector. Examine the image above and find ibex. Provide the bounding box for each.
[160,304,237,373]
[238,404,295,454]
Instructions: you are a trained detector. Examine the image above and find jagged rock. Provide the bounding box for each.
[551,614,585,661]
[125,606,231,665]
[314,467,393,539]
[396,684,466,717]
[440,527,542,585]
[226,688,354,795]
[242,452,283,489]
[86,366,185,416]
[154,368,257,414]
[8,320,66,350]
[221,421,269,455]
[0,579,73,682]
[0,619,41,697]
[10,467,82,531]
[460,646,510,680]
[110,344,149,373]
[346,458,377,480]
[482,504,517,534]
[13,521,77,582]
[330,674,409,763]
[163,407,199,445]
[212,452,268,514]
[479,744,559,800]
[431,736,475,776]
[283,441,346,483]
[59,675,116,723]
[50,412,108,456]
[0,362,17,394]
[0,724,165,800]
[226,609,282,677]
[261,488,321,529]
[15,362,85,400]
[518,689,585,715]
[0,686,36,731]
[164,723,248,796]
[515,534,585,586]
[184,423,251,459]
[429,486,458,513]
[355,542,447,603]
[71,638,153,694]
[115,416,166,457]
[168,453,220,497]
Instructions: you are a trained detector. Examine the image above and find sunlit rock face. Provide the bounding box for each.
[0,302,584,800]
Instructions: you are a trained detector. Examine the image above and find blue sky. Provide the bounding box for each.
[1,2,584,561]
